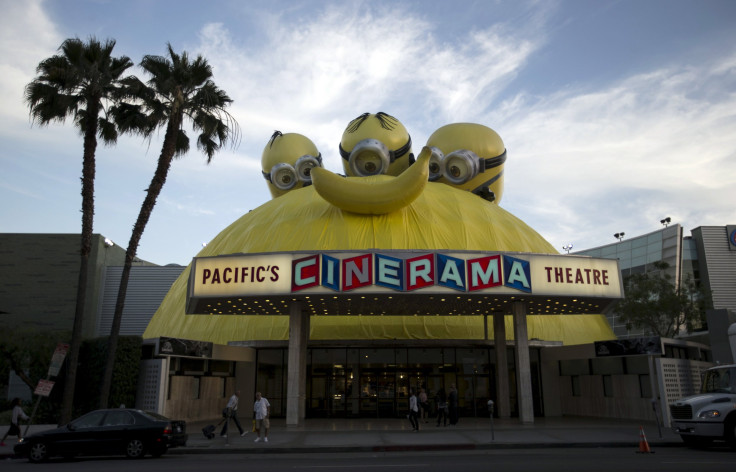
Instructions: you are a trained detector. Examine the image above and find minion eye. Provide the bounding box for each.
[427,146,444,181]
[269,163,298,190]
[442,150,482,185]
[295,154,323,182]
[349,139,390,176]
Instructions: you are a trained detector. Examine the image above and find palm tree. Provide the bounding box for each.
[98,44,240,407]
[24,37,134,425]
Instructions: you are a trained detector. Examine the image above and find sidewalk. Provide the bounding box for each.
[1,416,682,459]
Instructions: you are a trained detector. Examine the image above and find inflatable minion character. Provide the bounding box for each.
[261,131,322,199]
[426,123,507,203]
[339,112,413,177]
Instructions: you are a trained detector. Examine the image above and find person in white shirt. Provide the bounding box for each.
[408,388,419,431]
[253,392,271,443]
[220,390,246,438]
[1,398,29,445]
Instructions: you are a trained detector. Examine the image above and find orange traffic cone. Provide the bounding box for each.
[636,426,653,453]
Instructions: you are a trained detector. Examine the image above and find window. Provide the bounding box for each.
[72,411,106,429]
[560,359,590,376]
[103,411,135,426]
[210,360,233,376]
[193,377,200,399]
[180,358,206,375]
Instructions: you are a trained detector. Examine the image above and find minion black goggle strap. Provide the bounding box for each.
[339,136,413,163]
[262,153,323,188]
[471,149,507,202]
[480,148,507,171]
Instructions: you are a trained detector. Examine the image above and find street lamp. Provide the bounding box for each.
[660,217,671,227]
[614,232,625,241]
[562,244,573,254]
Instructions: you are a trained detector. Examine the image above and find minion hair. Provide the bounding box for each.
[268,130,283,148]
[344,112,398,133]
[375,112,398,130]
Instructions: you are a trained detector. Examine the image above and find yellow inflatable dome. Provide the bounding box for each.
[143,168,614,345]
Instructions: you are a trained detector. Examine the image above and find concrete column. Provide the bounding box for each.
[286,301,309,426]
[512,301,534,424]
[493,311,511,419]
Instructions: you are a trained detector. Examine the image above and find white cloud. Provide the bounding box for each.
[3,0,734,265]
[191,4,540,174]
[0,0,63,130]
[498,55,736,249]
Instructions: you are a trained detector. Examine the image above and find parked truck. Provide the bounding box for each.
[669,364,736,448]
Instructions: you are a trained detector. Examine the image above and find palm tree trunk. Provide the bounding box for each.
[60,105,98,425]
[99,116,182,408]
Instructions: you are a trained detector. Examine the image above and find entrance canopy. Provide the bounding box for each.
[186,250,622,317]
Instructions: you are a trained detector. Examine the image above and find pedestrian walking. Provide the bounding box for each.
[448,383,459,425]
[435,388,448,427]
[1,398,29,446]
[419,388,429,423]
[253,392,271,443]
[220,390,246,438]
[408,388,419,431]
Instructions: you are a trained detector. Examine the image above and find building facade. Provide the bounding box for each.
[574,224,736,351]
[4,223,733,423]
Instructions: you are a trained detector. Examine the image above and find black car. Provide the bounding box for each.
[14,408,187,462]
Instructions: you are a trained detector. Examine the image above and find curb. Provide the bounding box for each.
[166,441,686,455]
[1,441,686,460]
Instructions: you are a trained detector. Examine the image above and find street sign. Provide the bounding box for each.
[47,342,69,377]
[34,379,55,397]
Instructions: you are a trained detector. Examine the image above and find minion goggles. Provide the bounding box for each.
[262,153,323,190]
[339,137,413,176]
[428,148,506,186]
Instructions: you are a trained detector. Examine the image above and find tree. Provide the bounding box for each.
[98,44,240,407]
[0,328,61,392]
[24,37,134,424]
[616,262,710,338]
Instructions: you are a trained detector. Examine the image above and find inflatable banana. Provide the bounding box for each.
[311,146,432,214]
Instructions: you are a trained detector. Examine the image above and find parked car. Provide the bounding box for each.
[14,408,187,462]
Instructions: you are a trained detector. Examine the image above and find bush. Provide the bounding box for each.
[73,336,142,415]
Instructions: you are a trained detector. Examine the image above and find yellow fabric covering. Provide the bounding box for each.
[143,182,615,345]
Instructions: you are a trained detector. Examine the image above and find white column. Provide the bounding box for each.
[286,301,309,426]
[512,301,534,424]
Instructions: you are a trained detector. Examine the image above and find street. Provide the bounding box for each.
[3,447,735,472]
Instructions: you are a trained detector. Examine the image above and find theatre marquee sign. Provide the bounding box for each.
[186,251,622,314]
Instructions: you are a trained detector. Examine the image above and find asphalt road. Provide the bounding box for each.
[3,447,736,472]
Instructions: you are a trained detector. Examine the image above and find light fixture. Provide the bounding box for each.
[562,243,573,254]
[104,238,114,247]
[614,232,625,241]
[660,217,671,227]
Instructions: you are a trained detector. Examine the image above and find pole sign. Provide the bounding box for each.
[47,342,69,377]
[34,379,55,397]
[727,225,736,251]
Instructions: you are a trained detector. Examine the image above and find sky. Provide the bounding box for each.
[1,0,735,266]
